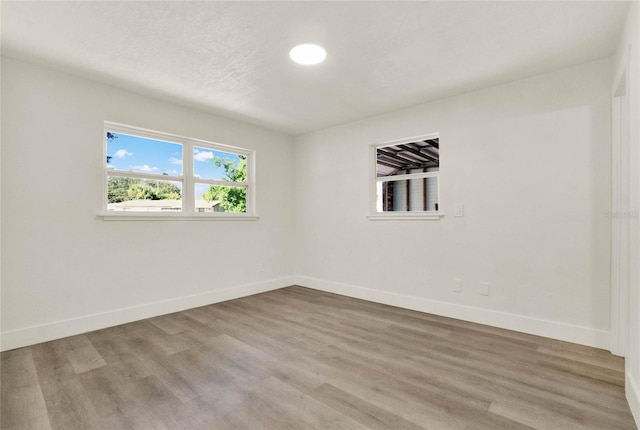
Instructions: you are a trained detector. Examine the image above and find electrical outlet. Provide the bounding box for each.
[453,279,463,293]
[454,204,464,217]
[480,282,490,296]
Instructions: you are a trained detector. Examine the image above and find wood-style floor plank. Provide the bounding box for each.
[310,382,427,430]
[61,335,107,375]
[1,348,52,430]
[1,286,637,429]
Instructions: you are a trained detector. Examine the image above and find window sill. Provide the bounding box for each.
[98,213,260,221]
[367,212,444,221]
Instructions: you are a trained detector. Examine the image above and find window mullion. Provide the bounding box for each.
[246,149,255,215]
[376,171,438,182]
[106,170,183,182]
[193,179,247,187]
[184,140,194,213]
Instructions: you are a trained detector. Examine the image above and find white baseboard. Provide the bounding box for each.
[1,276,293,351]
[293,276,611,350]
[2,275,612,353]
[628,372,640,429]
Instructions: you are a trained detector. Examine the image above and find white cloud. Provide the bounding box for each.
[114,149,133,158]
[131,165,159,172]
[169,157,183,165]
[194,151,214,162]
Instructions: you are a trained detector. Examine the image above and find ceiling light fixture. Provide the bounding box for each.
[289,44,326,65]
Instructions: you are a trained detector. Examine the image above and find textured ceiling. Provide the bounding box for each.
[1,1,630,135]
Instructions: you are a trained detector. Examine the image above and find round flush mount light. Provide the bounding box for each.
[289,44,326,65]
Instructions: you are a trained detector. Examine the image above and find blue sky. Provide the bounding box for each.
[106,132,240,182]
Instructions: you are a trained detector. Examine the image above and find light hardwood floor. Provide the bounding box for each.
[1,286,637,429]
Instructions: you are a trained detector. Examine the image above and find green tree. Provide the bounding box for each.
[108,177,181,203]
[127,182,152,200]
[203,155,247,212]
[127,180,181,200]
[108,177,139,203]
[151,181,181,200]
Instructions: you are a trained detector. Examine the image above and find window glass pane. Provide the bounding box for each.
[106,132,182,176]
[193,146,246,182]
[194,183,246,213]
[376,138,439,178]
[107,176,182,212]
[376,177,438,212]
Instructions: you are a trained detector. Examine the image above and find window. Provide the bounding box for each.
[369,134,442,220]
[103,122,256,219]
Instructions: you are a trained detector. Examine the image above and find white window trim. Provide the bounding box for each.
[100,122,258,221]
[368,132,444,221]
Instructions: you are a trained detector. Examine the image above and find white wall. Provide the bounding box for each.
[0,54,3,352]
[0,58,294,350]
[1,26,635,423]
[613,2,640,426]
[293,59,612,348]
[0,55,617,351]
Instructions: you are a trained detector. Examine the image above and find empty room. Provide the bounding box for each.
[1,1,639,429]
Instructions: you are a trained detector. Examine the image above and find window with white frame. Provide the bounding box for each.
[372,134,440,216]
[103,122,255,218]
